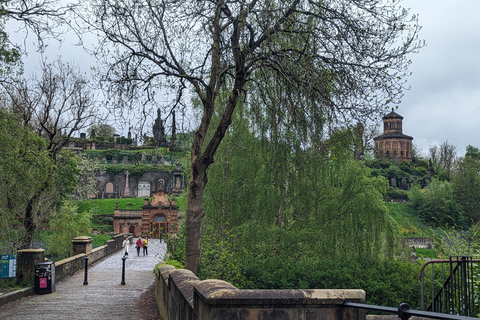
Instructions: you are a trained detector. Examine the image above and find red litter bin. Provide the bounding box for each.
[34,261,55,294]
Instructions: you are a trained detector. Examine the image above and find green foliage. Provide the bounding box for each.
[104,163,173,181]
[55,150,80,199]
[75,198,145,215]
[0,18,20,73]
[0,109,55,249]
[432,222,480,258]
[409,180,466,228]
[173,190,188,212]
[87,123,115,139]
[465,145,480,161]
[92,215,113,232]
[196,108,403,305]
[164,259,184,269]
[366,158,429,188]
[385,202,428,236]
[385,186,409,201]
[165,219,186,265]
[46,201,92,260]
[243,257,421,308]
[198,223,246,288]
[115,136,133,145]
[452,154,480,224]
[91,234,112,248]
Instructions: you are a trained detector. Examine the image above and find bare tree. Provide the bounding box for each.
[77,0,423,274]
[429,141,457,180]
[2,0,72,49]
[1,59,98,160]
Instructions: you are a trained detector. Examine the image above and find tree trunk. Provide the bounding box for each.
[184,162,207,274]
[19,201,36,249]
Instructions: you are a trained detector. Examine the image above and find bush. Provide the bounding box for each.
[91,234,112,248]
[243,257,421,308]
[386,187,409,201]
[409,180,466,228]
[165,219,186,265]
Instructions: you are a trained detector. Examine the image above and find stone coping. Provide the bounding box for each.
[0,287,34,307]
[71,236,93,243]
[17,249,45,253]
[195,279,365,307]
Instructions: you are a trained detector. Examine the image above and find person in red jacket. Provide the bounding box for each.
[136,237,143,256]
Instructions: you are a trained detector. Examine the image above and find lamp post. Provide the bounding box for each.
[83,255,89,285]
[121,256,126,285]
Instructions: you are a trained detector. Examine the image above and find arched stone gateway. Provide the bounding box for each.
[113,189,181,238]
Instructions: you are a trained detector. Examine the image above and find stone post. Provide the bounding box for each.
[16,249,45,286]
[72,236,94,256]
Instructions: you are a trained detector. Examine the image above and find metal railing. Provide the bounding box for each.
[343,302,479,320]
[420,256,480,316]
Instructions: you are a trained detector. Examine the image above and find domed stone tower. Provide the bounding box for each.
[373,109,413,162]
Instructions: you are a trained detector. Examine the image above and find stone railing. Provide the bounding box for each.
[8,233,131,305]
[154,264,366,320]
[55,233,130,281]
[1,234,131,307]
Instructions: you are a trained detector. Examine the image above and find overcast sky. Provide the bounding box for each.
[8,1,480,157]
[399,0,480,157]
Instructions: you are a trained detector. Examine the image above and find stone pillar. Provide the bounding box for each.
[16,249,45,286]
[124,171,131,197]
[72,236,94,256]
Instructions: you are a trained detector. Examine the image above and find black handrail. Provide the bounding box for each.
[343,302,479,320]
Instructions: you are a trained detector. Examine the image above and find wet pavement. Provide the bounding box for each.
[0,238,166,320]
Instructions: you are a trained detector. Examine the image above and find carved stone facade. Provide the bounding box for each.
[113,189,181,238]
[96,169,184,199]
[374,109,413,162]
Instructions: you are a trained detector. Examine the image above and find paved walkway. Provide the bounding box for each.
[0,238,166,320]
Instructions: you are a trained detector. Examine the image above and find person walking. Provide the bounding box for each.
[122,237,130,257]
[136,237,143,256]
[142,237,148,256]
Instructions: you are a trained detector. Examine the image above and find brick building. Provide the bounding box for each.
[374,109,413,162]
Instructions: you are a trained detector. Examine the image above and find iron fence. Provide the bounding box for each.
[420,256,480,316]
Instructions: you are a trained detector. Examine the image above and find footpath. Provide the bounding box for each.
[0,238,166,320]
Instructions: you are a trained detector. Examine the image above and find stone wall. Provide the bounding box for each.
[403,237,434,249]
[55,234,129,281]
[154,264,366,320]
[96,171,173,198]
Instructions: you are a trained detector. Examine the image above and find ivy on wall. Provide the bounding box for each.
[103,164,174,181]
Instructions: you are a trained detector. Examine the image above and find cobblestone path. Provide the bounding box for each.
[0,238,166,320]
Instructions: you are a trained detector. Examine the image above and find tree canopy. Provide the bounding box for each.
[0,109,54,249]
[76,0,423,274]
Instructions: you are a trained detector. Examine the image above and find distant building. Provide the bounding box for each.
[374,109,413,162]
[113,189,181,238]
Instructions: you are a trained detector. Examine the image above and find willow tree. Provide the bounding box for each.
[78,0,423,274]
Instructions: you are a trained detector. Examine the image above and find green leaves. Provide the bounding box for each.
[46,201,93,260]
